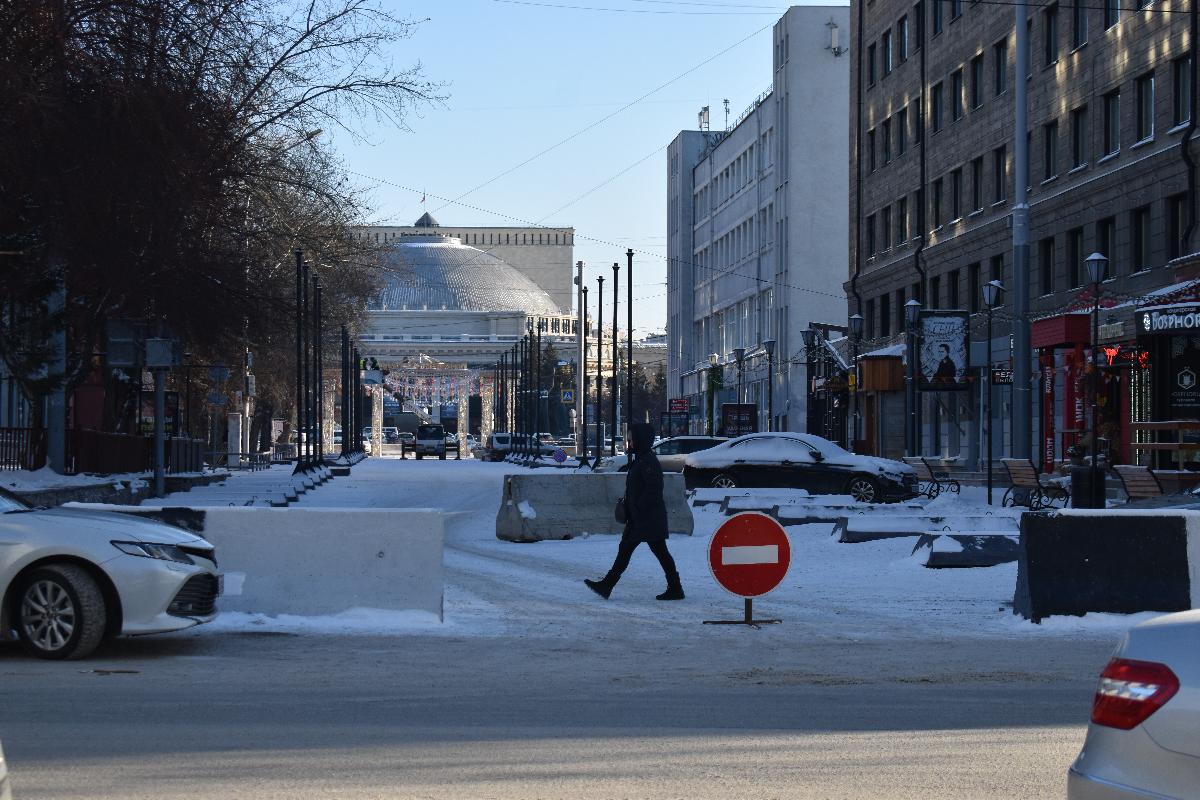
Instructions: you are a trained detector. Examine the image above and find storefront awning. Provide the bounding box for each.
[1031,313,1091,349]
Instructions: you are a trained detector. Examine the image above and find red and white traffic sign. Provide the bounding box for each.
[707,512,791,598]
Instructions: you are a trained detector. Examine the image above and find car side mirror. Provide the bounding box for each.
[810,451,824,462]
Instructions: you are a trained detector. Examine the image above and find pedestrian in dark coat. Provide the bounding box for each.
[584,422,685,601]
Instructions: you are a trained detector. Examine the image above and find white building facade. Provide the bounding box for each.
[667,5,850,434]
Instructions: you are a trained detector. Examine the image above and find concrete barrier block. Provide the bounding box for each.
[66,505,444,618]
[1014,510,1195,622]
[496,473,693,542]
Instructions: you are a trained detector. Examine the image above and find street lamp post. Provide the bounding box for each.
[707,352,719,435]
[800,328,819,436]
[733,347,746,405]
[596,276,605,460]
[905,299,923,457]
[1086,252,1109,507]
[581,286,590,467]
[982,280,1005,504]
[848,313,863,451]
[611,262,619,456]
[762,339,776,432]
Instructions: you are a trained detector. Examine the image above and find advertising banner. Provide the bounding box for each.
[919,310,970,391]
[660,411,689,437]
[720,403,758,437]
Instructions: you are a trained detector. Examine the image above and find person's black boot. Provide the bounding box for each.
[585,574,617,599]
[656,571,684,601]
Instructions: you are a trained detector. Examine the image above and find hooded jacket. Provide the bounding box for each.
[623,423,669,542]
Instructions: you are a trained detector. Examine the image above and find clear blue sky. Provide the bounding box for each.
[332,0,841,335]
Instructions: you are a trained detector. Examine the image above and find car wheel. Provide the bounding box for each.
[846,475,881,503]
[710,473,738,489]
[16,564,107,660]
[439,452,446,460]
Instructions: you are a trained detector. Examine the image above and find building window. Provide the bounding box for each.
[898,196,909,242]
[1072,0,1087,48]
[994,38,1008,96]
[932,81,944,132]
[1168,193,1188,261]
[991,254,1004,286]
[932,0,943,34]
[1071,106,1087,167]
[882,30,893,75]
[866,298,876,339]
[948,269,960,308]
[912,281,923,305]
[971,156,983,211]
[932,177,943,227]
[1097,216,1116,269]
[882,204,892,249]
[951,167,963,220]
[1136,72,1155,141]
[1104,0,1119,29]
[952,69,964,121]
[1174,56,1193,127]
[914,1,925,50]
[1103,90,1120,154]
[1068,226,1084,287]
[1039,236,1055,295]
[1043,3,1059,66]
[1043,119,1058,179]
[951,0,962,20]
[969,262,981,312]
[930,276,941,309]
[883,118,893,163]
[897,106,908,155]
[868,43,877,85]
[880,292,891,337]
[970,53,984,108]
[866,213,877,255]
[869,128,877,171]
[898,15,909,61]
[1131,206,1151,271]
[993,146,1007,202]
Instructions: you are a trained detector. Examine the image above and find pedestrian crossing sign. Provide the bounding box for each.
[561,389,575,403]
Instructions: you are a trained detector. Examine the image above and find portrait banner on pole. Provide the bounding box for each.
[918,310,970,391]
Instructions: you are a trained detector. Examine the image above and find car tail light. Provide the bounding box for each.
[1090,658,1180,730]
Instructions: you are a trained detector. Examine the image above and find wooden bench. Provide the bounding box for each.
[1113,464,1164,503]
[903,457,961,499]
[1001,458,1071,509]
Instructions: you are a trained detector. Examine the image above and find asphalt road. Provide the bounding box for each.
[0,460,1121,798]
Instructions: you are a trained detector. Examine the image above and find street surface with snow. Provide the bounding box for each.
[0,457,1144,798]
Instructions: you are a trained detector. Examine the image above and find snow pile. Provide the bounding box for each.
[517,500,537,519]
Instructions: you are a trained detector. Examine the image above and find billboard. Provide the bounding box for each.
[720,403,758,437]
[660,411,689,438]
[918,310,970,391]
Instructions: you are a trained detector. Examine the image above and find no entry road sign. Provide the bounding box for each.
[704,512,791,626]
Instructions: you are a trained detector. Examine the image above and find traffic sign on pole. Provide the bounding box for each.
[561,389,575,403]
[704,512,790,626]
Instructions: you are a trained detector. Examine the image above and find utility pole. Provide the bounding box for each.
[294,251,305,473]
[575,261,585,452]
[581,286,590,466]
[596,275,605,459]
[1012,0,1032,459]
[611,262,619,456]
[626,249,634,430]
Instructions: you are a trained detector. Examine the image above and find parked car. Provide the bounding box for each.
[382,426,401,444]
[332,428,343,445]
[0,488,220,659]
[485,432,513,461]
[397,432,415,446]
[1068,609,1199,799]
[414,424,447,459]
[596,435,727,473]
[682,432,918,503]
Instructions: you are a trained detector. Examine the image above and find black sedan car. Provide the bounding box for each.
[682,432,919,503]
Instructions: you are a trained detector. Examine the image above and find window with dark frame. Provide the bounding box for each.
[1043,4,1059,66]
[912,281,923,305]
[932,0,943,34]
[869,128,877,171]
[951,167,963,220]
[895,288,905,333]
[866,298,876,339]
[1103,89,1120,154]
[882,204,892,249]
[991,254,1004,286]
[948,269,960,308]
[970,53,984,108]
[993,145,1007,202]
[994,38,1008,96]
[1131,206,1151,271]
[1072,0,1087,48]
[971,156,983,211]
[969,262,981,312]
[914,1,925,50]
[1068,226,1084,287]
[1097,216,1116,269]
[898,196,909,242]
[869,43,877,84]
[883,30,893,75]
[932,81,944,132]
[1169,193,1188,261]
[867,213,876,255]
[930,276,941,309]
[880,292,891,337]
[1104,0,1119,29]
[951,0,962,20]
[883,118,893,163]
[1136,72,1155,141]
[898,15,909,61]
[1071,106,1087,168]
[1043,119,1058,179]
[952,69,964,120]
[1174,56,1192,126]
[898,106,908,155]
[933,177,943,227]
[1039,236,1055,295]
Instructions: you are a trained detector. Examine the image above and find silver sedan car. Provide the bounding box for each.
[1,489,219,659]
[1069,609,1199,799]
[594,436,727,473]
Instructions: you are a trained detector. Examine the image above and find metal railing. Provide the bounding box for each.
[0,427,47,471]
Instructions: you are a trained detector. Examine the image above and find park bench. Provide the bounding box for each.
[1113,464,1164,503]
[1000,458,1071,509]
[903,457,961,499]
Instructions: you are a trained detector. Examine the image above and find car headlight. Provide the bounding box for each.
[112,541,194,564]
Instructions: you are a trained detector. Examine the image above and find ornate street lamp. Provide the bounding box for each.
[762,339,776,432]
[848,313,863,450]
[904,299,922,457]
[982,280,1004,504]
[1085,252,1109,506]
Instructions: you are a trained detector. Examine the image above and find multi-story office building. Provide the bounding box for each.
[668,5,851,434]
[850,0,1199,465]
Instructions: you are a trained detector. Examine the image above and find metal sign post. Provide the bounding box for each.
[703,512,791,628]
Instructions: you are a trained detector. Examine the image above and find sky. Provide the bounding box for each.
[329,0,844,337]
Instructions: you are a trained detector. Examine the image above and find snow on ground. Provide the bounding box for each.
[190,455,1152,643]
[2,466,150,491]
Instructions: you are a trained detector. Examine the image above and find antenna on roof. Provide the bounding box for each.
[698,106,710,132]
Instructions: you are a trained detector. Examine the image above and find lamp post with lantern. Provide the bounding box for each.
[762,339,776,432]
[800,327,819,437]
[982,280,1005,504]
[904,299,923,457]
[848,313,863,451]
[1085,252,1109,507]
